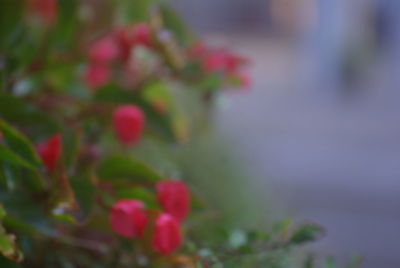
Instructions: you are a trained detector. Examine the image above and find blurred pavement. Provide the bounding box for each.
[215,35,400,268]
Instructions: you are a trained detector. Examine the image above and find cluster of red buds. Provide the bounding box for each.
[110,180,190,255]
[84,23,154,90]
[35,104,145,171]
[35,104,190,255]
[188,41,251,90]
[28,2,251,259]
[36,134,62,172]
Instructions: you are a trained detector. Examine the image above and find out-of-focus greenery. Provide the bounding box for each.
[0,0,360,267]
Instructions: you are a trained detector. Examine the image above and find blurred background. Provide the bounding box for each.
[172,0,400,267]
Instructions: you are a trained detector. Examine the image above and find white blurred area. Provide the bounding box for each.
[172,0,400,267]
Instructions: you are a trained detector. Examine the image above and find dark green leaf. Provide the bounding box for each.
[62,130,81,169]
[325,257,336,268]
[93,84,139,104]
[94,84,176,141]
[70,175,95,217]
[160,4,193,46]
[0,94,60,135]
[51,0,79,46]
[0,205,23,263]
[290,223,324,245]
[0,0,24,51]
[116,187,158,209]
[303,254,314,268]
[0,254,20,267]
[0,146,35,170]
[119,0,153,22]
[0,120,42,167]
[0,192,55,236]
[98,155,163,182]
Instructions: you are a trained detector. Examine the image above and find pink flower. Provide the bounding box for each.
[88,36,119,64]
[84,63,110,90]
[152,213,182,255]
[28,0,57,24]
[157,181,190,223]
[37,134,62,172]
[109,200,148,238]
[112,105,145,145]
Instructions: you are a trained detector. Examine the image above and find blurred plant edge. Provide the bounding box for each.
[0,0,359,267]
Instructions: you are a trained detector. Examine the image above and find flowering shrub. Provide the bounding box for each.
[0,0,360,267]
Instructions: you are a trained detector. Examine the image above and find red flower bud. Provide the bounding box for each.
[233,73,252,91]
[131,23,153,48]
[36,134,62,172]
[84,63,110,90]
[157,181,190,223]
[224,53,248,74]
[188,41,209,59]
[88,36,119,64]
[203,52,227,73]
[203,51,248,74]
[109,199,148,238]
[113,105,144,145]
[152,213,182,255]
[28,0,57,24]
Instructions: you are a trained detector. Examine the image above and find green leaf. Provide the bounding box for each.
[0,192,55,236]
[94,84,139,104]
[0,205,23,263]
[50,0,79,46]
[62,130,82,169]
[0,152,45,192]
[118,0,154,22]
[0,120,42,167]
[97,155,163,183]
[325,257,336,268]
[0,254,20,268]
[0,0,24,51]
[94,84,176,141]
[0,146,36,170]
[70,174,95,218]
[116,187,158,209]
[142,81,173,111]
[1,163,20,191]
[290,223,324,245]
[273,218,293,234]
[159,4,193,46]
[0,94,60,136]
[303,254,314,268]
